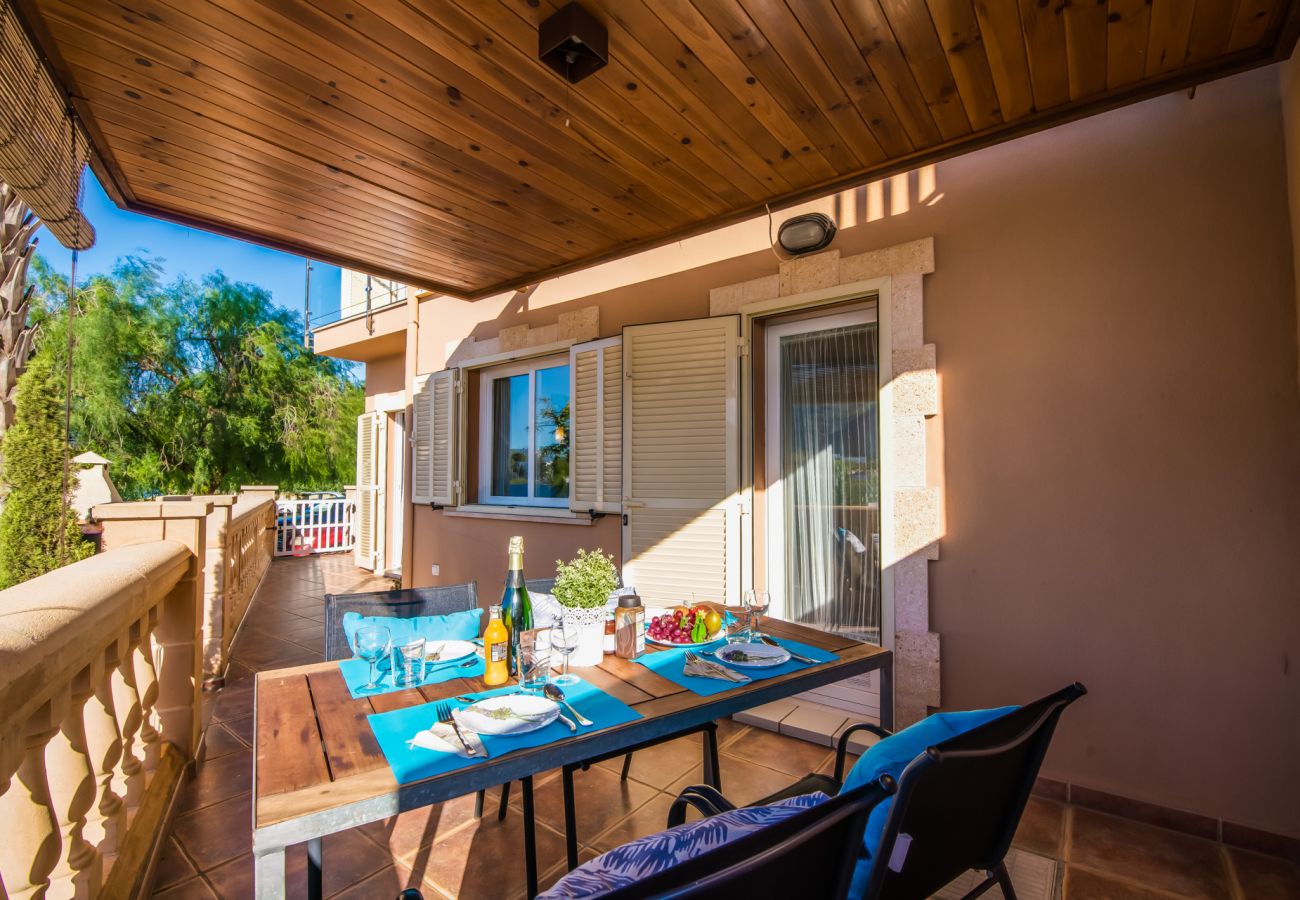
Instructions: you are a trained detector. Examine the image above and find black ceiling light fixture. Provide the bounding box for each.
[538,2,608,84]
[777,212,837,256]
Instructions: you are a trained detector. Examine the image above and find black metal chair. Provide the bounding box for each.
[323,582,479,661]
[669,683,1087,900]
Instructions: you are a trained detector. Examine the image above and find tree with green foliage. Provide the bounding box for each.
[30,255,361,497]
[0,353,92,588]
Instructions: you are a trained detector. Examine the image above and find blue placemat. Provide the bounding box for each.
[367,677,644,785]
[339,652,485,700]
[632,637,839,696]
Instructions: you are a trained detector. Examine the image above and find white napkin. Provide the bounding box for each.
[406,722,487,758]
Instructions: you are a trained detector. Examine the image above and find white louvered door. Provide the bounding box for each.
[569,337,622,514]
[411,369,458,506]
[355,411,382,570]
[622,316,741,605]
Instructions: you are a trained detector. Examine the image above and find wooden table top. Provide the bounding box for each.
[252,614,891,838]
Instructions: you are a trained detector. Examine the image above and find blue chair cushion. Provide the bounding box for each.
[538,792,830,898]
[341,608,482,654]
[841,706,1019,895]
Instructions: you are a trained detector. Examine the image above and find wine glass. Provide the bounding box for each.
[743,589,771,640]
[355,625,391,693]
[551,616,580,686]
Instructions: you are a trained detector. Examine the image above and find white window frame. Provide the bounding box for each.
[477,354,571,508]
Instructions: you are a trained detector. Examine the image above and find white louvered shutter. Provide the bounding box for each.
[569,337,622,514]
[410,369,458,505]
[354,411,380,570]
[622,316,741,605]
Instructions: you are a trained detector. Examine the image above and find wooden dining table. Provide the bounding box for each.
[250,613,892,899]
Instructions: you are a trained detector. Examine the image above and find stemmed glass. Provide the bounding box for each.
[355,625,392,693]
[551,616,580,686]
[743,589,771,640]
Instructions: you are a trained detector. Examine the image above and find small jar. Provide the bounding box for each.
[603,611,616,655]
[614,593,645,659]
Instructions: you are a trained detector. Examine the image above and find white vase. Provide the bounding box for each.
[563,606,607,668]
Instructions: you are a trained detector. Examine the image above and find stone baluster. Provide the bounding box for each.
[131,620,162,775]
[108,634,145,810]
[43,679,102,898]
[80,646,125,860]
[0,711,61,899]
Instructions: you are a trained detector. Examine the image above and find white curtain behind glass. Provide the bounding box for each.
[779,322,880,642]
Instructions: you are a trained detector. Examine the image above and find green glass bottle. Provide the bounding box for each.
[500,535,533,677]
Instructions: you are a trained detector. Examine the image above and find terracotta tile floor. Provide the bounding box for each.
[159,557,1300,900]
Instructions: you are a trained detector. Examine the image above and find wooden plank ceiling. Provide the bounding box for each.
[15,0,1300,300]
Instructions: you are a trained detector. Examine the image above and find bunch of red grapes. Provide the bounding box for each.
[648,607,708,644]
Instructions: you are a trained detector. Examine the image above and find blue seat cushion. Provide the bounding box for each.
[341,608,482,655]
[841,706,1019,895]
[538,792,830,898]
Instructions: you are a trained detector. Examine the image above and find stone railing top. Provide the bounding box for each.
[92,500,214,521]
[0,540,192,731]
[162,493,237,507]
[229,495,275,527]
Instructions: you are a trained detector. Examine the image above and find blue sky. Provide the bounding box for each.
[35,172,342,322]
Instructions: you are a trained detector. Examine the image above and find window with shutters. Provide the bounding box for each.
[477,355,570,507]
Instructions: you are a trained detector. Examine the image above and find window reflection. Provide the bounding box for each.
[534,365,569,498]
[491,373,529,497]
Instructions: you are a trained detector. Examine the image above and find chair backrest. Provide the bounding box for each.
[323,583,479,660]
[861,683,1087,900]
[601,777,895,900]
[524,577,556,595]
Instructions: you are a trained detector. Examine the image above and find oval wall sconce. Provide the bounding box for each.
[777,212,837,255]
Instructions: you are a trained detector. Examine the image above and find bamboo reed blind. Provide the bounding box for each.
[0,0,94,250]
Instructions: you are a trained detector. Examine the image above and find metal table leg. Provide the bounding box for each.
[522,775,539,898]
[702,723,721,790]
[562,765,579,870]
[306,836,323,900]
[253,846,287,899]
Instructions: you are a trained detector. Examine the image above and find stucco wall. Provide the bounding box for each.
[365,66,1299,837]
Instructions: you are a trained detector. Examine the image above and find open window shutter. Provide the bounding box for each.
[411,370,458,505]
[355,411,380,570]
[622,316,741,604]
[569,337,622,514]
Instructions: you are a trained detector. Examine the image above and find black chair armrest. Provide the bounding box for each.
[834,722,894,782]
[667,784,738,827]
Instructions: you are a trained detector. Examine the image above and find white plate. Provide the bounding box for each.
[454,694,560,736]
[713,642,791,668]
[425,640,477,663]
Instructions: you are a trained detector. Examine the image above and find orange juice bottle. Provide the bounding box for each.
[483,605,510,686]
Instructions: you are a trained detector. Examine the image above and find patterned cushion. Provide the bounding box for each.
[538,792,830,898]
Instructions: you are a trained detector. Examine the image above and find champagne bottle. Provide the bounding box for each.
[500,535,533,677]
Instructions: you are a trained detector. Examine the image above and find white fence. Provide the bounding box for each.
[274,496,355,556]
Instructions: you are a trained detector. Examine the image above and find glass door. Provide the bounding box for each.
[764,308,881,644]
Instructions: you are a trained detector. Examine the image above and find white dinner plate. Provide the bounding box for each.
[454,694,560,736]
[425,640,477,663]
[713,642,791,668]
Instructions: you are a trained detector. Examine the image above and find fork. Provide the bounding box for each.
[435,701,476,756]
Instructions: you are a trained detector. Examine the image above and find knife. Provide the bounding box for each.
[557,714,577,733]
[760,635,817,665]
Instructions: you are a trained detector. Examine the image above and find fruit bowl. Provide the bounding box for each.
[646,605,725,647]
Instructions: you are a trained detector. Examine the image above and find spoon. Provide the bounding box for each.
[543,683,593,727]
